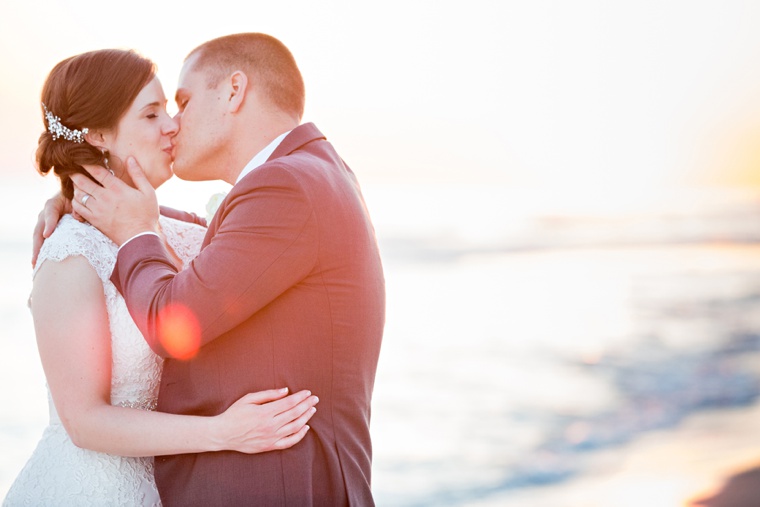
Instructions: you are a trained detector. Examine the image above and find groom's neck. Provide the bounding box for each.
[224,115,299,185]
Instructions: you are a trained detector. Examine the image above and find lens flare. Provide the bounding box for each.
[157,303,201,360]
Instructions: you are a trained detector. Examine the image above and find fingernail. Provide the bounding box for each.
[305,425,310,431]
[280,387,288,393]
[311,407,317,414]
[313,396,319,403]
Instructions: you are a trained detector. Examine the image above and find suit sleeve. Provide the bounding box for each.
[112,166,317,358]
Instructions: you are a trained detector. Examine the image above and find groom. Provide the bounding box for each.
[68,33,384,506]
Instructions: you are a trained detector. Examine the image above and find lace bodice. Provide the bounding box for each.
[31,214,206,415]
[4,214,206,506]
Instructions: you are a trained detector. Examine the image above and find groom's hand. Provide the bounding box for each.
[70,158,160,246]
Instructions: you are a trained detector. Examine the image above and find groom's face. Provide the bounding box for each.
[171,54,227,181]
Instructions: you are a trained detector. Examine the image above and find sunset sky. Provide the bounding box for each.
[3,1,760,210]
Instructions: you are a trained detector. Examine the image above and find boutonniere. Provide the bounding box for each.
[205,192,228,223]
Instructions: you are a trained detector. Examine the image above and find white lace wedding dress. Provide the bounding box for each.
[4,214,206,507]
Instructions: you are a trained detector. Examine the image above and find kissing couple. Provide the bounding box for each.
[4,33,385,507]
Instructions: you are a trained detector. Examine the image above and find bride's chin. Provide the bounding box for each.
[152,174,172,190]
[159,168,174,185]
[144,163,173,189]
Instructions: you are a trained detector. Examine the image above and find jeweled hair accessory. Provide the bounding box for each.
[42,103,89,143]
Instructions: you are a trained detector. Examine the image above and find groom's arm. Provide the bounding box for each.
[111,164,317,358]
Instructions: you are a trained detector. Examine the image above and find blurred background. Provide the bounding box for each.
[3,1,760,505]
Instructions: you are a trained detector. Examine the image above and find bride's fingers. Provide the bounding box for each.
[31,216,45,268]
[43,194,68,238]
[273,395,319,427]
[236,388,291,406]
[271,425,310,451]
[265,389,313,416]
[276,405,317,438]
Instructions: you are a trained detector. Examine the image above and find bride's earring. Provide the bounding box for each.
[102,149,115,175]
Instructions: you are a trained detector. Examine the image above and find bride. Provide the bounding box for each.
[4,49,318,506]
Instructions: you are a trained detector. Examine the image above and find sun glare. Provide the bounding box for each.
[157,303,201,360]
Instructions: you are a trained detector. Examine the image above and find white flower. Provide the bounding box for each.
[205,192,227,223]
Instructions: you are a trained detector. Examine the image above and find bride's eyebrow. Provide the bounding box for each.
[139,101,164,111]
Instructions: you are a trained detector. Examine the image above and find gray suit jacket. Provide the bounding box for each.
[112,123,385,506]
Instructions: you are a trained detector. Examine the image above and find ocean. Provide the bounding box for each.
[2,180,760,506]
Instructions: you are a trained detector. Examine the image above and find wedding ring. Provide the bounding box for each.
[81,194,91,207]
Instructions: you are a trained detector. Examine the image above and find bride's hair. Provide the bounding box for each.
[37,49,156,199]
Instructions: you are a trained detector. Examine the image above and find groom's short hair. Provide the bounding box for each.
[187,33,305,120]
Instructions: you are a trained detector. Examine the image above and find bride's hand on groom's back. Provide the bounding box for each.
[31,193,80,267]
[212,388,319,454]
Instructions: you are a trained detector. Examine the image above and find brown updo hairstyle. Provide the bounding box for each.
[37,49,156,199]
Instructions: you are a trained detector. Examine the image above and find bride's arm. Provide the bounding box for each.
[31,255,317,457]
[158,205,207,227]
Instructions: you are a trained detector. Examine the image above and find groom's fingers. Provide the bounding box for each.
[71,188,95,218]
[70,172,104,198]
[125,157,152,193]
[70,164,123,198]
[70,194,93,223]
[80,163,115,187]
[71,185,104,224]
[71,187,86,205]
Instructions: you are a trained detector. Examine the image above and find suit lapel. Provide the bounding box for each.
[267,123,326,162]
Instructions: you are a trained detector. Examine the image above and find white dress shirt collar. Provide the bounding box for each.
[235,130,292,185]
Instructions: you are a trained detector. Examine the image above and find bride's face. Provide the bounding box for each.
[105,77,178,189]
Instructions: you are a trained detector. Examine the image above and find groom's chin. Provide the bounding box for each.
[172,155,225,182]
[171,163,206,182]
[175,174,214,182]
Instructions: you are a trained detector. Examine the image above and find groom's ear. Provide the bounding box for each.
[84,130,108,150]
[227,70,248,113]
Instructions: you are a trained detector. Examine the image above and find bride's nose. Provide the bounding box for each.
[163,116,179,136]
